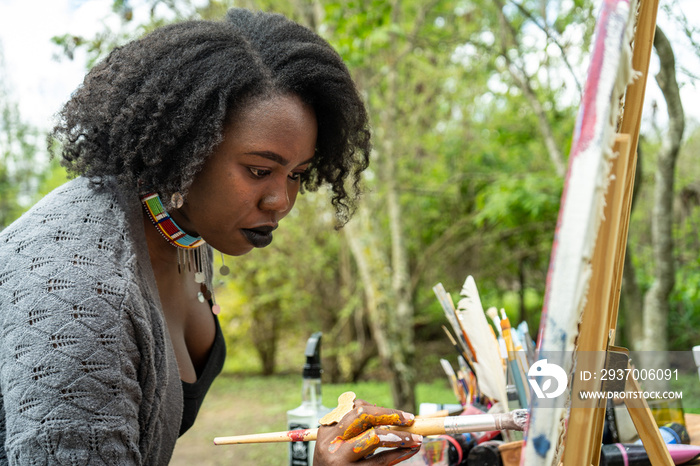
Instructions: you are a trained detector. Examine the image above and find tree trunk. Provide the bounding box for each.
[639,27,684,389]
[344,210,416,412]
[381,2,416,410]
[252,306,279,376]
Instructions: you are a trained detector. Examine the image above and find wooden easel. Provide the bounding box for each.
[562,0,673,464]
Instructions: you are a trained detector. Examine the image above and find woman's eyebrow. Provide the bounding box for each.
[245,151,314,167]
[245,151,288,165]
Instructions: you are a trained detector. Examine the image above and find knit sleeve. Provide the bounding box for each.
[0,266,144,465]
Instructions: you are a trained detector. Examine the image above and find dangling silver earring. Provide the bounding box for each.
[193,248,206,284]
[219,251,230,275]
[171,192,184,209]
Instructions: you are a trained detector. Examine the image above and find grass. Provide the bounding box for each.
[171,374,457,466]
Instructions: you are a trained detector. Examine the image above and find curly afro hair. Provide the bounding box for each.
[50,8,371,225]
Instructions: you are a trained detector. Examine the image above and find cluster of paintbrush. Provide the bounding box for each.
[211,274,537,449]
[434,275,536,412]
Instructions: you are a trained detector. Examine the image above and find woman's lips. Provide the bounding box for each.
[240,226,275,248]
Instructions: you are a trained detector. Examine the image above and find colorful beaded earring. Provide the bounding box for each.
[141,192,205,249]
[140,191,222,315]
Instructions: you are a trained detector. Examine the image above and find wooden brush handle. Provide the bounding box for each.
[214,428,319,445]
[213,410,528,446]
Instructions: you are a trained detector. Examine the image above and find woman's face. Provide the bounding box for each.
[171,93,317,256]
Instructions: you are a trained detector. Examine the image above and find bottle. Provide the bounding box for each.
[633,421,690,445]
[287,332,332,466]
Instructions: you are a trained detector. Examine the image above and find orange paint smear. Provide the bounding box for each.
[351,432,380,454]
[341,413,402,440]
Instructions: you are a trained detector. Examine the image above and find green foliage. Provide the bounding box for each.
[320,0,587,368]
[323,0,422,68]
[14,0,697,388]
[474,174,561,228]
[668,132,700,351]
[668,266,700,351]
[0,59,52,228]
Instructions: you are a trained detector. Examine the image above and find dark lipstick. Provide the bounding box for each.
[241,225,276,248]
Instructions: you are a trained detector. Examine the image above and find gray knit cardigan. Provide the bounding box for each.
[0,177,183,465]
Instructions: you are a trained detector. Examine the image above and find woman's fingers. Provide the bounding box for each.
[314,401,422,464]
[331,428,423,462]
[338,404,415,441]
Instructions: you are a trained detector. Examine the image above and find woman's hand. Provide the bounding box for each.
[314,399,423,465]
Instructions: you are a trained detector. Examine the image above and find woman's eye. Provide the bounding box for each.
[249,167,271,178]
[288,172,304,181]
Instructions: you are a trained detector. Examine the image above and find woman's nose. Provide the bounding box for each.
[259,179,291,212]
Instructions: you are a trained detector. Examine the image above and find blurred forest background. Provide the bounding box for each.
[1,0,699,414]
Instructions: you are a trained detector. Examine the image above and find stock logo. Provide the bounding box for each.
[527,359,568,399]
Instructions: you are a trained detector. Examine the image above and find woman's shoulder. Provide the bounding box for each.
[2,176,133,245]
[0,177,140,311]
[1,177,124,237]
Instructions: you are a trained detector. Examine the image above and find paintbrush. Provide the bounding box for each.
[439,358,465,405]
[434,283,478,363]
[486,306,503,336]
[499,309,529,409]
[456,276,508,406]
[486,306,507,362]
[213,409,529,445]
[441,324,477,377]
[516,321,536,367]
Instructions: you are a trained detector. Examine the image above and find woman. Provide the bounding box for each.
[0,8,422,465]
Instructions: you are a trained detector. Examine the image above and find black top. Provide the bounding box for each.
[179,316,226,436]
